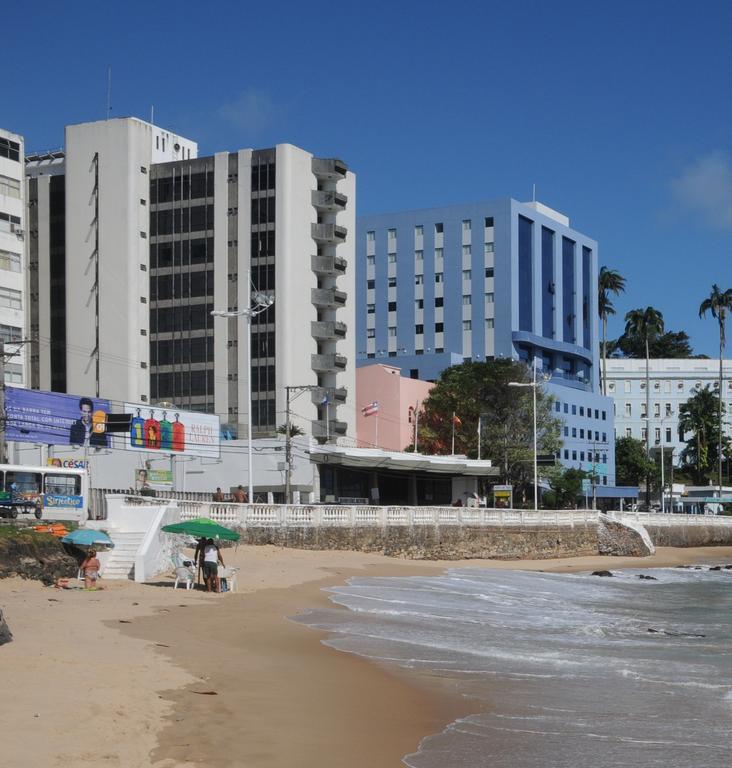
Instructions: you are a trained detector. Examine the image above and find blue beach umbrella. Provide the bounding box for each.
[61,529,114,548]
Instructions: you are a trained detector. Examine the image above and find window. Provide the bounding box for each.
[624,403,631,417]
[0,249,21,272]
[0,175,21,198]
[462,295,471,305]
[608,382,615,392]
[640,403,647,418]
[666,427,672,443]
[435,273,443,283]
[388,327,397,337]
[485,267,494,278]
[140,166,147,174]
[367,303,375,314]
[388,253,397,263]
[571,405,577,415]
[388,277,397,288]
[0,324,22,343]
[654,427,661,442]
[0,287,22,310]
[367,279,375,290]
[624,380,631,393]
[572,427,577,437]
[580,429,585,439]
[654,403,660,417]
[367,230,375,242]
[602,432,607,442]
[415,275,423,285]
[580,452,585,462]
[435,247,444,260]
[602,410,607,420]
[0,137,21,161]
[664,380,671,393]
[0,212,21,234]
[415,250,423,261]
[563,426,569,436]
[462,245,471,257]
[462,219,471,232]
[415,324,424,335]
[435,297,444,307]
[435,322,444,333]
[463,320,471,331]
[435,223,443,234]
[485,292,494,303]
[641,427,647,441]
[665,403,672,416]
[140,231,147,239]
[485,216,494,228]
[415,299,424,310]
[626,427,632,438]
[485,318,494,329]
[572,451,577,461]
[462,269,472,280]
[388,301,397,311]
[579,407,584,416]
[484,242,495,254]
[555,401,561,412]
[594,409,599,419]
[367,255,375,266]
[367,329,375,338]
[140,198,146,206]
[387,228,397,240]
[415,225,423,237]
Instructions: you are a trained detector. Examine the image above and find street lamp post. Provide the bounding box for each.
[508,358,540,510]
[211,291,274,503]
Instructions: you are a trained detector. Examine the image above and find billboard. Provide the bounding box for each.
[5,387,112,448]
[123,403,220,458]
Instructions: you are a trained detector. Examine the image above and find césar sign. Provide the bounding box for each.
[47,458,90,470]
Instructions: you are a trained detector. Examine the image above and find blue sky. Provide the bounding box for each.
[5,1,731,356]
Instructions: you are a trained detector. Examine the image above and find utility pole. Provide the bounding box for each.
[285,384,319,504]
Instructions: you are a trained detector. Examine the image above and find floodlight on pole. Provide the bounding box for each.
[508,357,543,511]
[211,291,274,503]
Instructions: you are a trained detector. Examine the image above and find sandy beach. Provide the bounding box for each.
[2,544,732,767]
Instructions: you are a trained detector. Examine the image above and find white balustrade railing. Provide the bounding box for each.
[176,501,602,528]
[609,511,732,527]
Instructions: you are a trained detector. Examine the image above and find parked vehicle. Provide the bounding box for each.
[0,464,89,521]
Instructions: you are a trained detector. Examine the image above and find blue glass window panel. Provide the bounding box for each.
[518,216,533,332]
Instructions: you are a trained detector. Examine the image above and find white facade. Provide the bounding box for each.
[606,358,732,461]
[0,128,27,386]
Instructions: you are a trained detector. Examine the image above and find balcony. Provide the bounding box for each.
[312,158,348,180]
[312,419,348,439]
[311,254,347,275]
[311,353,348,372]
[312,223,348,244]
[311,387,347,406]
[312,287,347,308]
[312,189,348,211]
[311,320,347,340]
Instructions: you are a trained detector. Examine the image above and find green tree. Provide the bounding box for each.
[678,385,730,484]
[614,435,656,488]
[609,330,693,359]
[416,360,561,499]
[542,466,587,508]
[699,283,732,494]
[598,266,626,396]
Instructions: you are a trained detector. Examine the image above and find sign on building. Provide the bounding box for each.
[123,403,220,459]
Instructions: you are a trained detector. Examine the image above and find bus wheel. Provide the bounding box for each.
[10,507,18,519]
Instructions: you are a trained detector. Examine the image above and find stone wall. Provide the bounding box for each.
[0,532,79,584]
[598,519,651,557]
[237,524,599,560]
[644,524,732,548]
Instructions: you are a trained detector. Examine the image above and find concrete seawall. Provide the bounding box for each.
[644,524,732,548]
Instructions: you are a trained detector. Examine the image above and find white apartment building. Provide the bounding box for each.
[27,118,356,442]
[0,128,27,387]
[606,358,732,461]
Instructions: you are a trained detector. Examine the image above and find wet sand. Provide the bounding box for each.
[2,545,731,767]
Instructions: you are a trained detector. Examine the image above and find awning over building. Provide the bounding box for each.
[594,486,639,499]
[309,445,499,476]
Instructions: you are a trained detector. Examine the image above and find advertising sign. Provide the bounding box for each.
[135,468,173,488]
[47,458,90,470]
[44,494,84,510]
[124,403,220,459]
[5,387,111,448]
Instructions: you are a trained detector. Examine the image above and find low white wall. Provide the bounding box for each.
[134,502,181,583]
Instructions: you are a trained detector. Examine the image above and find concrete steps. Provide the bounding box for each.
[102,531,146,580]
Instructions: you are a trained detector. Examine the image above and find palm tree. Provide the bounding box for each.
[624,307,664,507]
[699,284,732,498]
[598,267,626,396]
[678,385,721,484]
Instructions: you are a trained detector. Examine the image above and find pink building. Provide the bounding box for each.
[356,364,433,452]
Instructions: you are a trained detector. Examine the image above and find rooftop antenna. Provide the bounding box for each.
[150,105,154,125]
[532,183,536,202]
[106,67,112,119]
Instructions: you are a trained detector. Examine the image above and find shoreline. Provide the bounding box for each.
[2,545,732,767]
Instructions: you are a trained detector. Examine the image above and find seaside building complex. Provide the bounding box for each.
[357,200,616,484]
[25,117,355,441]
[0,127,27,388]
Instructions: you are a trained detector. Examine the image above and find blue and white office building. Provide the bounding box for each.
[357,199,616,484]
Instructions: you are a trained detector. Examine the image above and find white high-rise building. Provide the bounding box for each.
[0,128,26,386]
[27,118,356,441]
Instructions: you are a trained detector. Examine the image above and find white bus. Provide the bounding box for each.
[0,463,90,522]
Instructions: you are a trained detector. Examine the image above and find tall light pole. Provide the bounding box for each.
[211,290,274,503]
[508,358,540,510]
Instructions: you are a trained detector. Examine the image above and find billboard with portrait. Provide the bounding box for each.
[5,387,111,448]
[123,403,220,458]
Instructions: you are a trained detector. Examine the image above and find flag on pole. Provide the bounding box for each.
[362,401,379,417]
[320,395,329,405]
[452,413,462,427]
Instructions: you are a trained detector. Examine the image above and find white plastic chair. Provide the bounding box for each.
[174,565,195,590]
[218,566,239,593]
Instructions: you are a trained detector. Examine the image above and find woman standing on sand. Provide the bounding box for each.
[80,550,101,589]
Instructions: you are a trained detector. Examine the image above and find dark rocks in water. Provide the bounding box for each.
[647,627,706,638]
[592,570,614,577]
[709,566,722,571]
[638,574,658,580]
[0,609,12,645]
[724,565,732,570]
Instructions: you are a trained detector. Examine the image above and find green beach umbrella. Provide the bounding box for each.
[161,517,240,541]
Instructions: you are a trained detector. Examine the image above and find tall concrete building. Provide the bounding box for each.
[27,117,356,440]
[606,357,732,463]
[357,199,616,483]
[0,128,27,387]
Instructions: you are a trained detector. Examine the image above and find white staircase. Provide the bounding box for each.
[101,531,146,580]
